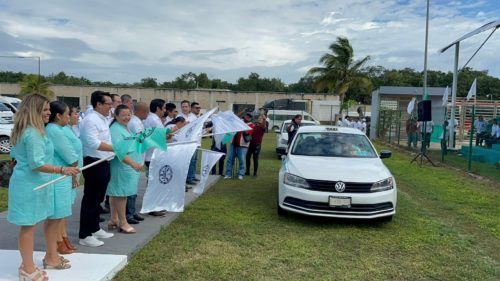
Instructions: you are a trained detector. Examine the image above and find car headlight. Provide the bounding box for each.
[284,173,310,189]
[371,177,394,192]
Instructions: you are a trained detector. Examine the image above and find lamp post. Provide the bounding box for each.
[0,55,41,94]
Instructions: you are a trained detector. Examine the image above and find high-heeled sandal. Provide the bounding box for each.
[62,236,77,251]
[57,240,74,255]
[19,267,48,281]
[118,226,136,234]
[42,258,71,270]
[107,221,118,231]
[59,256,70,264]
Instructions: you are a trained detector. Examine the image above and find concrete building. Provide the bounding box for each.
[370,86,447,140]
[0,83,338,115]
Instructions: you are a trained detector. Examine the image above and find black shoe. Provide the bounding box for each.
[127,217,140,224]
[186,180,196,185]
[245,172,250,176]
[133,214,144,221]
[193,178,200,182]
[99,217,105,223]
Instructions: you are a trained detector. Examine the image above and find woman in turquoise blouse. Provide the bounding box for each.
[46,101,83,255]
[107,105,143,234]
[8,94,79,281]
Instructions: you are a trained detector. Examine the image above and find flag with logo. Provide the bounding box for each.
[407,97,416,115]
[193,150,225,195]
[174,108,217,143]
[140,142,198,213]
[466,78,477,101]
[114,127,170,161]
[442,86,449,106]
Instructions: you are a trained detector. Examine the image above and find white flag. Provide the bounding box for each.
[175,107,217,143]
[466,78,477,101]
[407,97,416,115]
[193,150,225,195]
[141,143,198,213]
[211,111,251,149]
[442,86,449,106]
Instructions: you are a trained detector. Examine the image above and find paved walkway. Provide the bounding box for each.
[0,174,220,280]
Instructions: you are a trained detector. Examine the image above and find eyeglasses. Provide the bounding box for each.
[194,107,201,109]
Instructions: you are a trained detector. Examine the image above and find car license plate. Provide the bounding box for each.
[329,196,351,208]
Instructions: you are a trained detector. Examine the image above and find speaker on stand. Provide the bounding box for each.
[411,100,435,166]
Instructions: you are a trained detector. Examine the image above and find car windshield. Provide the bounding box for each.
[291,132,377,158]
[0,103,10,111]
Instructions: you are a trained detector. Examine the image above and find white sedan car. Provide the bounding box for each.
[278,126,396,221]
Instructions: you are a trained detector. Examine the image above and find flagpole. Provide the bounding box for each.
[33,154,115,191]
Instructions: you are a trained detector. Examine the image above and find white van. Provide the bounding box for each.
[0,102,14,123]
[266,110,319,131]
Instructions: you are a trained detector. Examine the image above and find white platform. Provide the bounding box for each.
[0,250,127,281]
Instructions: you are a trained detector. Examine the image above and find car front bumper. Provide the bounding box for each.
[279,182,396,219]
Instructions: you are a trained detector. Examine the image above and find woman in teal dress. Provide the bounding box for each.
[107,105,143,234]
[8,94,79,281]
[45,101,83,255]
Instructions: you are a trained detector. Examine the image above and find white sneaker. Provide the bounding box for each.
[92,229,114,239]
[224,176,231,180]
[79,236,104,247]
[238,175,243,180]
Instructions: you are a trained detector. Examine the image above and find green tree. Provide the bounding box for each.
[308,37,370,113]
[19,74,54,98]
[136,77,158,88]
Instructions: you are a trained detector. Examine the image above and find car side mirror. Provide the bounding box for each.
[275,129,280,133]
[379,150,392,159]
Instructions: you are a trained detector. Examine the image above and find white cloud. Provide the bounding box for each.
[0,0,498,83]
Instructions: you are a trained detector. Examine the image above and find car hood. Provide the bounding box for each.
[285,155,392,183]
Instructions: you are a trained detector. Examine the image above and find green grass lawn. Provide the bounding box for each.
[115,134,499,281]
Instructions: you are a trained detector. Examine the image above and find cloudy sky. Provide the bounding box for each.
[0,0,499,84]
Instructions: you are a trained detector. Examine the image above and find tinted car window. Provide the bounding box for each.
[291,132,377,158]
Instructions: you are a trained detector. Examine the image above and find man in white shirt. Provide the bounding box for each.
[417,120,434,148]
[474,115,487,146]
[179,100,197,123]
[122,97,149,224]
[163,102,177,126]
[183,101,200,185]
[79,91,115,247]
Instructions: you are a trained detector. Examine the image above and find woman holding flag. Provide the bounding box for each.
[106,105,143,234]
[8,94,79,280]
[46,101,82,255]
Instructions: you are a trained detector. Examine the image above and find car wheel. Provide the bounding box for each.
[277,202,288,216]
[0,136,10,154]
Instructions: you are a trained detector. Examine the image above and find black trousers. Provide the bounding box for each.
[245,143,261,176]
[210,142,227,176]
[79,157,110,239]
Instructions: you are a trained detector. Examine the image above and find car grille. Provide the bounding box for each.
[306,179,373,193]
[283,197,394,215]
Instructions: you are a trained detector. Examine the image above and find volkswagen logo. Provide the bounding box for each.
[335,181,346,192]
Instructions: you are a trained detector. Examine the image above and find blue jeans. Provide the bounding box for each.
[225,144,248,177]
[187,150,198,181]
[126,194,137,218]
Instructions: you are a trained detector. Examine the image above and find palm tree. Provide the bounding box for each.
[308,37,370,113]
[19,74,54,98]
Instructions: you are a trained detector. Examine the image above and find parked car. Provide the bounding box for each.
[266,110,319,131]
[277,125,396,221]
[0,96,21,113]
[0,102,14,123]
[275,120,316,158]
[0,117,13,154]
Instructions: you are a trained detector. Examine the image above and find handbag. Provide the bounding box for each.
[0,158,16,187]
